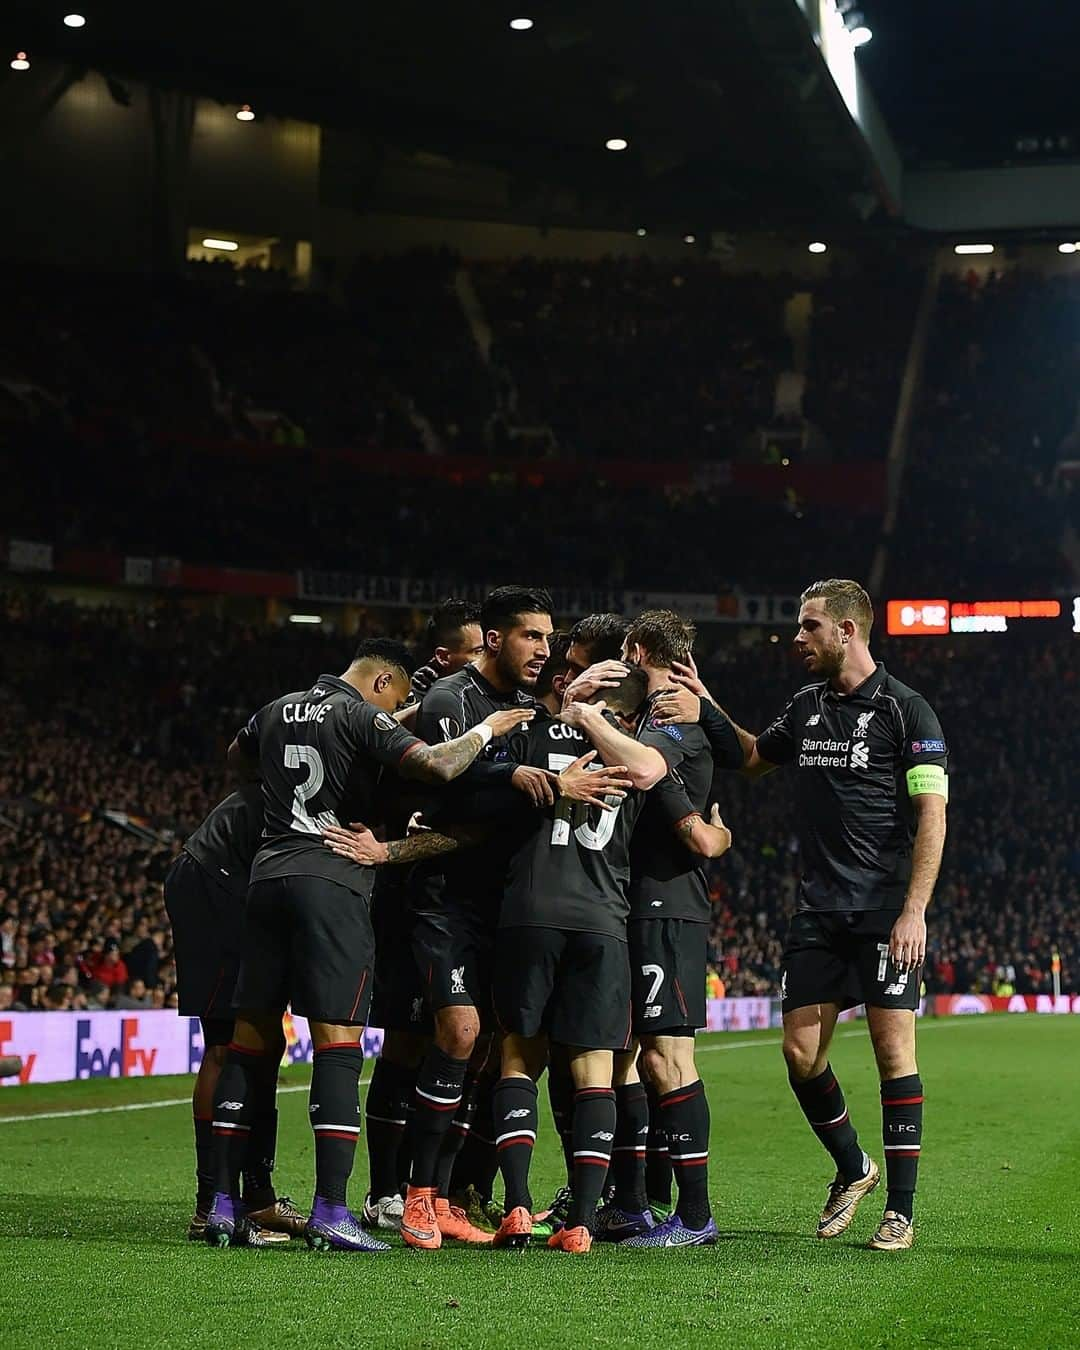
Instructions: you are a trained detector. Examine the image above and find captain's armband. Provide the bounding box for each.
[906,764,948,801]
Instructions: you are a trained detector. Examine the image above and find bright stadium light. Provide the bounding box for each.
[605,138,628,151]
[235,104,255,121]
[63,14,86,27]
[509,18,534,30]
[288,614,323,625]
[808,241,828,254]
[954,243,994,255]
[636,227,647,237]
[1058,243,1077,254]
[684,233,696,244]
[202,238,239,251]
[10,51,30,70]
[849,26,873,46]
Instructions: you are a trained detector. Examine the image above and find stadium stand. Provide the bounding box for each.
[2,595,1076,1012]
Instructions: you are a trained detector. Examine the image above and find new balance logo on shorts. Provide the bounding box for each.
[643,1005,662,1019]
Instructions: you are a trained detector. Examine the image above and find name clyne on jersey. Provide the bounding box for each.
[282,701,332,724]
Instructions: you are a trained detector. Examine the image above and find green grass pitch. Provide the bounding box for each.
[2,1015,1078,1349]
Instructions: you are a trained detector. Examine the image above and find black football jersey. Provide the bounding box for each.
[237,673,423,896]
[408,665,534,915]
[499,712,650,939]
[628,693,715,924]
[182,783,264,900]
[756,663,948,913]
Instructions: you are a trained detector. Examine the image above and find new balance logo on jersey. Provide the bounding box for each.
[591,1131,614,1142]
[850,741,870,770]
[504,1109,531,1120]
[806,713,821,727]
[450,965,466,995]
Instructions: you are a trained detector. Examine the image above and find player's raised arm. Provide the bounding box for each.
[398,708,534,784]
[650,658,774,779]
[560,699,667,790]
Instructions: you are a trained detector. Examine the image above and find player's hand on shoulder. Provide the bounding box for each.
[483,708,535,738]
[650,684,701,726]
[562,660,629,705]
[321,821,389,866]
[556,750,632,809]
[511,763,557,807]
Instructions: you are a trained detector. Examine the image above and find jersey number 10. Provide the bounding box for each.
[547,753,622,852]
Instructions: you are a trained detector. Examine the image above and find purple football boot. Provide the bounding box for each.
[306,1199,391,1252]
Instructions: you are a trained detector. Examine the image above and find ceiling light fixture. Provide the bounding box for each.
[202,238,239,251]
[289,614,323,624]
[849,26,873,46]
[635,228,647,237]
[954,243,994,255]
[684,234,696,244]
[605,138,628,151]
[1057,242,1076,254]
[509,18,534,31]
[63,14,86,27]
[808,241,827,254]
[10,51,30,70]
[235,104,255,122]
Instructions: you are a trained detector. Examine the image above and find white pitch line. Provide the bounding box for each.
[0,1015,1022,1125]
[0,1082,309,1126]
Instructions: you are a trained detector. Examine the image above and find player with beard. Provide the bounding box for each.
[205,638,531,1251]
[363,600,484,1233]
[652,579,948,1251]
[564,611,742,1249]
[398,587,556,1250]
[164,784,305,1245]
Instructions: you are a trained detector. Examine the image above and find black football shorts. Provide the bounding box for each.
[493,926,632,1051]
[234,875,374,1025]
[369,872,431,1035]
[628,917,708,1037]
[411,899,495,1017]
[781,909,921,1014]
[164,851,244,1020]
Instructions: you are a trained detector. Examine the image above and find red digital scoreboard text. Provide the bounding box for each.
[886,600,950,635]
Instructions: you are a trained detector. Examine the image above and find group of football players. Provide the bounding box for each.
[165,577,949,1256]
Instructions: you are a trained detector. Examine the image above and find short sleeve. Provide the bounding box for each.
[415,682,464,743]
[234,703,268,757]
[698,702,744,772]
[638,716,691,773]
[901,696,948,771]
[354,701,424,768]
[756,700,797,766]
[648,771,700,829]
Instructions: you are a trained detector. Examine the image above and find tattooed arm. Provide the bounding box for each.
[322,821,485,866]
[398,708,534,785]
[673,804,732,860]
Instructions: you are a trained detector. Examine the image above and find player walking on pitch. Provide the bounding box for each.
[653,579,948,1251]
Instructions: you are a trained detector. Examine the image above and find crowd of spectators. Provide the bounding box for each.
[888,268,1077,595]
[2,594,1076,1013]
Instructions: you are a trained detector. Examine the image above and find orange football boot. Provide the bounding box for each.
[401,1186,442,1250]
[491,1205,533,1248]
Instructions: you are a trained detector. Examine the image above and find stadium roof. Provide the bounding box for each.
[2,1,891,232]
[858,0,1080,170]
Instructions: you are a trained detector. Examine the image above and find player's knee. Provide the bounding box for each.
[435,1011,479,1060]
[640,1044,675,1091]
[782,1036,819,1082]
[873,1039,916,1080]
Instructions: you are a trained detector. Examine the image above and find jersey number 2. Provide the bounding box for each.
[546,753,621,851]
[284,744,336,834]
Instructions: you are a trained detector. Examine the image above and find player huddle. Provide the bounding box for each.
[164,579,949,1257]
